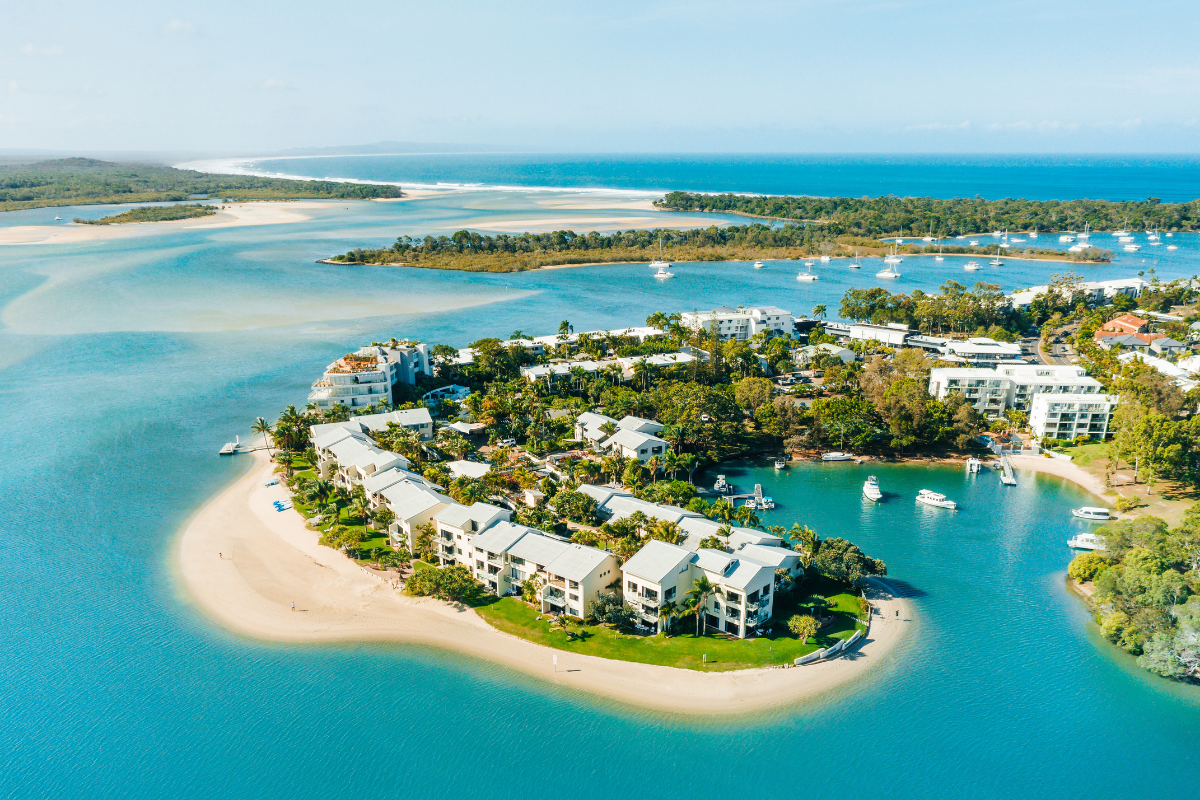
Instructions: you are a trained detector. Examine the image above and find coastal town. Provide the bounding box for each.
[233,267,1200,677]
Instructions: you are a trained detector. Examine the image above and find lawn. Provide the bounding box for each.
[276,457,397,562]
[472,582,867,672]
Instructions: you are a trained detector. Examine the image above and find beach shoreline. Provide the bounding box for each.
[177,450,911,716]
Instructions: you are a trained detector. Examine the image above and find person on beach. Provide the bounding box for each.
[219,552,222,559]
[291,602,295,611]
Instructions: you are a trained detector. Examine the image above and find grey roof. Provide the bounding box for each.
[737,544,798,569]
[602,495,701,525]
[353,408,433,431]
[309,421,365,442]
[721,560,775,591]
[600,428,668,452]
[621,540,693,585]
[345,448,407,473]
[362,468,410,496]
[694,548,735,576]
[508,532,570,566]
[328,437,373,462]
[434,502,508,530]
[618,415,663,433]
[576,484,630,505]
[544,544,614,581]
[728,530,784,550]
[470,521,539,555]
[313,427,370,450]
[380,481,451,520]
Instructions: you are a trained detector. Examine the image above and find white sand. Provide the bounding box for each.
[1007,454,1111,501]
[0,201,333,246]
[466,212,723,233]
[178,450,911,715]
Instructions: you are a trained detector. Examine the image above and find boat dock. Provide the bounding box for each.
[217,435,269,456]
[999,454,1017,485]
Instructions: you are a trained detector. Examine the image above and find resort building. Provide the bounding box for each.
[308,343,429,410]
[1117,352,1198,393]
[421,384,472,406]
[1098,313,1150,336]
[1029,393,1119,441]
[847,322,914,346]
[598,428,671,463]
[351,408,435,441]
[537,544,620,619]
[937,337,1023,365]
[614,352,697,378]
[679,306,793,341]
[928,364,1104,416]
[433,502,511,566]
[336,447,408,488]
[795,343,856,365]
[520,359,604,384]
[1007,278,1149,312]
[619,540,776,637]
[445,460,491,480]
[379,480,454,552]
[574,411,617,445]
[615,415,665,436]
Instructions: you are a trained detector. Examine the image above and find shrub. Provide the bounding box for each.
[1068,552,1110,583]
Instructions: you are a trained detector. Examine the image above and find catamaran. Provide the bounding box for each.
[863,475,882,502]
[1072,506,1111,521]
[916,489,957,510]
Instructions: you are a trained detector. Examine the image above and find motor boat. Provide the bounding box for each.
[713,475,731,493]
[54,216,62,220]
[969,240,979,246]
[991,230,1003,237]
[820,255,831,262]
[1124,244,1141,252]
[775,459,787,470]
[966,457,981,473]
[916,489,957,510]
[1168,245,1179,250]
[1067,532,1107,551]
[1072,506,1112,521]
[753,261,764,269]
[796,266,818,281]
[822,452,854,461]
[863,475,882,502]
[653,266,675,278]
[1118,236,1134,243]
[964,261,981,271]
[1011,237,1026,243]
[1059,235,1075,243]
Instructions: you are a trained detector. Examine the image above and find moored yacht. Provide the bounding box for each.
[863,475,882,502]
[822,451,854,461]
[916,489,957,510]
[753,260,764,269]
[1072,507,1111,521]
[1067,532,1107,551]
[876,265,900,279]
[653,266,675,278]
[964,261,981,271]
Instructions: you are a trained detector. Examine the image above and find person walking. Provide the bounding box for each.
[291,602,295,612]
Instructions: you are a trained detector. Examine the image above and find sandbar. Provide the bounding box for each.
[178,450,911,716]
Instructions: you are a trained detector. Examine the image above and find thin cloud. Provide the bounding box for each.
[162,19,197,36]
[21,43,64,57]
[260,78,288,91]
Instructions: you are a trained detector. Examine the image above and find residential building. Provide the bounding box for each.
[795,343,856,365]
[1118,352,1198,392]
[1150,337,1188,357]
[598,428,670,463]
[847,322,914,346]
[1029,393,1118,441]
[308,343,428,409]
[421,384,472,405]
[574,411,617,444]
[1008,278,1148,312]
[378,480,454,551]
[336,447,408,488]
[538,544,620,618]
[937,337,1023,365]
[1099,313,1149,335]
[617,415,665,436]
[619,540,696,632]
[615,352,696,378]
[520,359,604,384]
[679,306,793,341]
[351,408,435,441]
[445,460,491,480]
[928,364,1103,416]
[1094,332,1163,352]
[433,502,511,566]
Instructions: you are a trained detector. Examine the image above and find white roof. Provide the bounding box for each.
[508,532,570,566]
[345,448,408,473]
[328,437,374,462]
[621,540,694,585]
[727,530,784,550]
[353,408,433,431]
[544,544,614,581]
[470,520,539,554]
[309,421,365,441]
[736,543,798,569]
[311,426,369,449]
[601,494,701,525]
[694,548,735,576]
[434,502,508,530]
[600,428,668,453]
[380,481,451,520]
[721,559,776,591]
[617,415,664,434]
[445,421,486,435]
[576,484,630,506]
[575,411,617,437]
[362,467,412,496]
[446,460,491,479]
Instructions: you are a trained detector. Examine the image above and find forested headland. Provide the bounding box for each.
[0,158,402,212]
[75,203,217,225]
[327,223,1108,273]
[654,191,1200,236]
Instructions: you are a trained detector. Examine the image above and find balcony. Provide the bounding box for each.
[486,553,503,566]
[549,577,566,588]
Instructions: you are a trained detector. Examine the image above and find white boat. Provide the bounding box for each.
[1123,244,1141,252]
[822,452,854,461]
[713,475,730,493]
[1029,229,1038,239]
[964,261,981,271]
[969,239,980,246]
[1067,532,1107,551]
[966,457,981,473]
[1011,238,1026,243]
[1059,235,1075,243]
[990,248,1004,266]
[849,252,861,269]
[1078,223,1090,240]
[648,234,671,269]
[1168,245,1179,250]
[1113,218,1130,237]
[653,266,675,279]
[935,255,945,262]
[1072,506,1111,521]
[804,260,815,267]
[863,475,882,502]
[884,253,903,265]
[54,216,62,220]
[876,266,900,279]
[991,230,1003,237]
[1118,236,1134,243]
[916,489,956,510]
[796,271,817,282]
[775,459,787,470]
[819,255,831,263]
[753,261,764,269]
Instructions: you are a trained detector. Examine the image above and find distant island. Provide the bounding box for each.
[654,191,1200,235]
[0,157,402,212]
[324,224,1112,273]
[75,203,217,225]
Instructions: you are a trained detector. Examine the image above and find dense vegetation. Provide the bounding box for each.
[329,222,1106,272]
[0,158,402,211]
[838,280,1027,337]
[656,191,1200,235]
[1068,513,1200,681]
[74,203,217,225]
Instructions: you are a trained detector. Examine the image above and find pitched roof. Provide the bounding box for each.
[694,548,735,576]
[470,521,539,555]
[721,559,775,591]
[434,502,508,531]
[544,544,614,581]
[617,415,664,434]
[352,408,433,432]
[446,460,491,479]
[621,539,693,585]
[508,532,570,566]
[379,481,451,520]
[736,543,799,569]
[600,428,668,452]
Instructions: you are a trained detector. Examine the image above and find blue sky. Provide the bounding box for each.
[2,0,1199,154]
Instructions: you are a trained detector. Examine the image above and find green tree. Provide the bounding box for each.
[787,614,819,643]
[687,576,717,636]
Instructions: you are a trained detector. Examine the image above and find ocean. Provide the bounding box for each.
[1,159,1198,799]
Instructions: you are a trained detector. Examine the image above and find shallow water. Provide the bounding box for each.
[2,182,1199,799]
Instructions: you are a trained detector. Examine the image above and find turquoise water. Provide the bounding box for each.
[244,153,1200,202]
[2,181,1200,798]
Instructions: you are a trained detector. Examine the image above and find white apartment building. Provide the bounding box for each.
[847,322,914,346]
[599,429,670,463]
[433,502,511,566]
[1029,393,1118,441]
[928,364,1105,417]
[308,343,429,409]
[379,480,454,552]
[679,306,793,341]
[620,540,776,638]
[938,337,1023,364]
[1008,277,1149,312]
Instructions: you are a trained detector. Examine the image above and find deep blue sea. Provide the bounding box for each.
[242,153,1200,202]
[2,160,1199,799]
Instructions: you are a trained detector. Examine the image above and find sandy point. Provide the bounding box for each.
[177,450,912,716]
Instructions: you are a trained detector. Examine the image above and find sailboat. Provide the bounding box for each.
[922,223,935,242]
[884,245,903,265]
[849,251,861,269]
[1113,218,1130,237]
[1029,228,1038,239]
[876,256,901,279]
[934,240,945,262]
[54,216,62,221]
[990,246,1004,266]
[648,235,671,269]
[796,261,817,281]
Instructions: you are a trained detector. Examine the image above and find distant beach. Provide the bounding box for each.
[178,450,911,716]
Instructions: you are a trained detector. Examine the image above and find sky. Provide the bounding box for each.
[2,0,1199,155]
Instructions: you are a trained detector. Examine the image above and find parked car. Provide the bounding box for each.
[496,438,516,447]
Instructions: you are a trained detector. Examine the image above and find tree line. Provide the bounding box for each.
[656,191,1200,235]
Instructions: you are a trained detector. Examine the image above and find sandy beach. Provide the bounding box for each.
[178,450,911,716]
[1007,454,1111,501]
[0,201,334,246]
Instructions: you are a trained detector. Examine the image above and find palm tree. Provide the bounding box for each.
[734,505,760,529]
[348,497,370,531]
[646,455,663,483]
[251,417,274,456]
[687,576,716,636]
[812,304,827,320]
[710,497,735,523]
[678,453,700,485]
[659,599,678,635]
[277,451,294,478]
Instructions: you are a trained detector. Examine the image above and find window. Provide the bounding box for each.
[569,580,579,589]
[627,580,638,593]
[510,556,525,566]
[665,587,676,600]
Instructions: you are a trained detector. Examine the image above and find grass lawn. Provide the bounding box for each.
[473,582,867,672]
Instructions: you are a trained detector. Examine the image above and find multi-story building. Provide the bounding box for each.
[679,306,793,341]
[1029,393,1119,441]
[928,364,1104,416]
[379,480,454,552]
[308,343,428,410]
[598,428,671,463]
[433,502,511,566]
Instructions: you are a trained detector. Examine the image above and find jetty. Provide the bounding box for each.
[999,454,1017,485]
[217,435,269,456]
